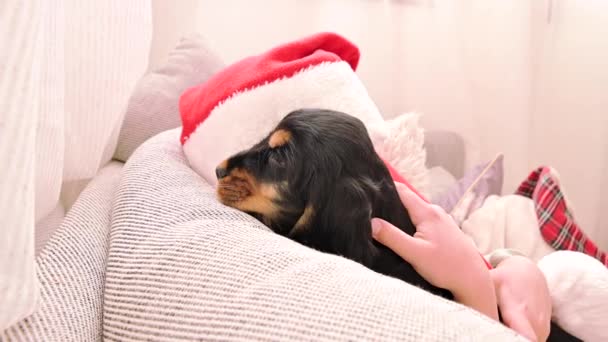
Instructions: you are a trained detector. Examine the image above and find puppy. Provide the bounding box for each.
[215,108,452,299]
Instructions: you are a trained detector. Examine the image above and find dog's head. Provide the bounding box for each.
[215,109,399,259]
[215,112,448,296]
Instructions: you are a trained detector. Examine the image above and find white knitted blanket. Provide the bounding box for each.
[100,129,521,341]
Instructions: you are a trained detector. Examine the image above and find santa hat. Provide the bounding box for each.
[179,32,427,200]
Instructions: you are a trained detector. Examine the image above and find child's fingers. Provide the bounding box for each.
[371,218,429,264]
[394,182,438,226]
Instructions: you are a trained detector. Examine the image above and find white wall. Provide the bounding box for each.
[175,0,539,185]
[150,0,608,248]
[186,0,406,117]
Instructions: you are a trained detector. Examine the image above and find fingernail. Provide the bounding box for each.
[371,218,382,237]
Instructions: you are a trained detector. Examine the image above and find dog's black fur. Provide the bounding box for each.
[216,108,452,299]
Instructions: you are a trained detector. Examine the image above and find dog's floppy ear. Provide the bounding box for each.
[291,176,379,267]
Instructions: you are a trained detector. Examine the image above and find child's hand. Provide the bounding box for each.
[371,182,498,321]
[490,256,552,342]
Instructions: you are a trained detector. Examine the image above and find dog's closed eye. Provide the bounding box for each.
[267,152,286,169]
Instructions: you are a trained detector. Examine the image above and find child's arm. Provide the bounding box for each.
[490,256,552,342]
[452,279,499,322]
[371,182,499,321]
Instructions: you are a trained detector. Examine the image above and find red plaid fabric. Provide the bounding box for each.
[516,166,608,267]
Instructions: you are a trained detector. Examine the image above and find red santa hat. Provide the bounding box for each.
[179,32,427,200]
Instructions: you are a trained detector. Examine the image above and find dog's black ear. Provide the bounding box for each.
[293,176,379,267]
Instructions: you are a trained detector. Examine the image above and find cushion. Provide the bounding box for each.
[113,33,224,162]
[434,153,504,225]
[427,166,458,202]
[424,130,466,179]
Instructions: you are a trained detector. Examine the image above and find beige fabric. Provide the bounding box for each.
[0,162,123,341]
[114,33,224,162]
[103,128,522,341]
[0,0,42,331]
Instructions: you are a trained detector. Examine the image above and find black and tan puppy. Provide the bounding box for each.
[215,108,452,299]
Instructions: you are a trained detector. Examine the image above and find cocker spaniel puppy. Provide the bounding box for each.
[215,108,452,299]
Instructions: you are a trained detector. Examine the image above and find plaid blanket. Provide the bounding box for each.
[516,166,608,267]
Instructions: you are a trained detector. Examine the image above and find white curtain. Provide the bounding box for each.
[34,0,152,248]
[1,0,152,331]
[152,0,607,248]
[1,0,41,331]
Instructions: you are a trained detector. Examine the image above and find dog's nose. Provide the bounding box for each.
[215,167,229,180]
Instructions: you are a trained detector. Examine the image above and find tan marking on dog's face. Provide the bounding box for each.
[217,168,281,219]
[268,129,292,148]
[237,182,280,217]
[292,205,314,232]
[217,159,228,170]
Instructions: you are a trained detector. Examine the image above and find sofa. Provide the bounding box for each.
[2,125,527,341]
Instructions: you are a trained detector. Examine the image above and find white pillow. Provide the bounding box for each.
[538,251,608,342]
